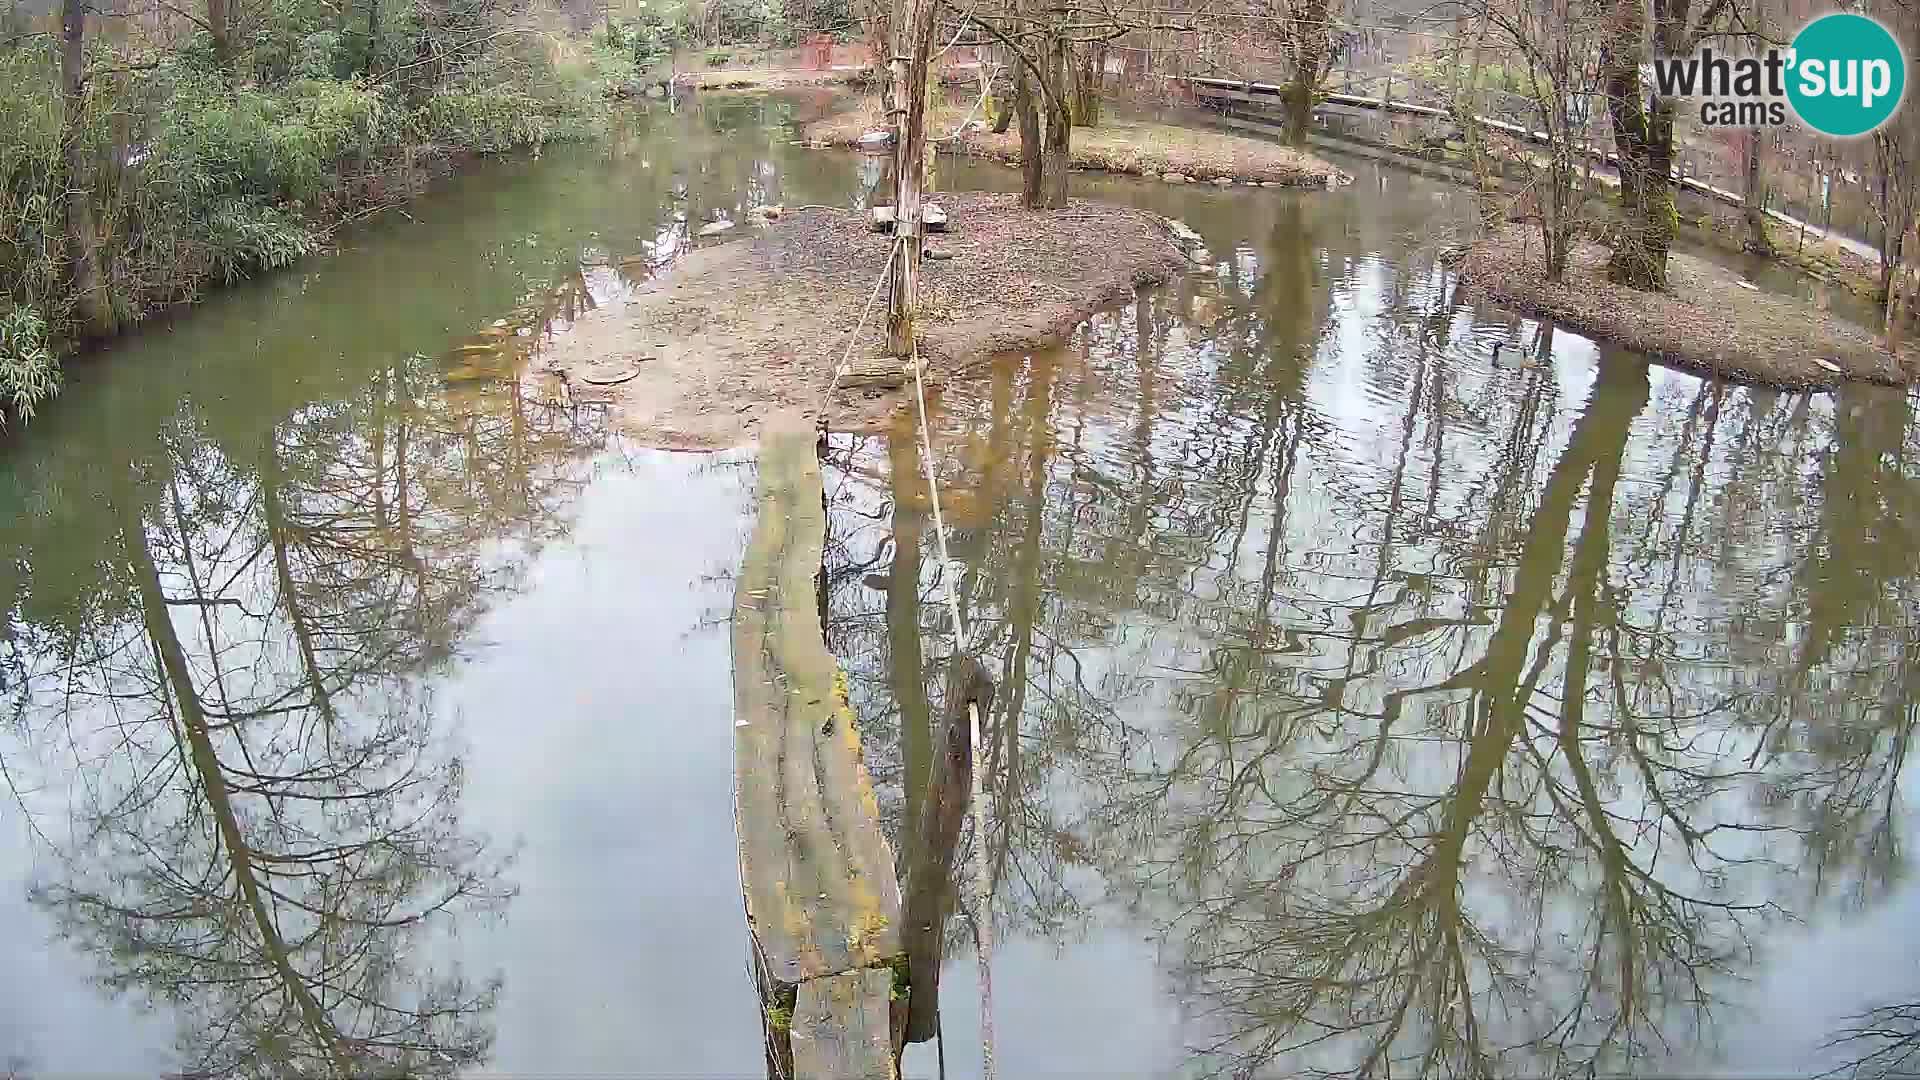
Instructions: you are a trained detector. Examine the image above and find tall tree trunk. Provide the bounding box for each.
[1283,71,1314,147]
[884,0,938,356]
[1282,0,1329,148]
[208,0,232,75]
[1015,49,1042,207]
[60,0,112,339]
[1038,31,1071,209]
[1742,127,1774,255]
[1600,10,1673,291]
[364,0,381,72]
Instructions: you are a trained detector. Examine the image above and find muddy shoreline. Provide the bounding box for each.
[533,193,1189,448]
[1457,226,1916,390]
[802,107,1348,189]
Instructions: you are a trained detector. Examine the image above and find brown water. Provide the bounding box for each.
[2,93,1916,1079]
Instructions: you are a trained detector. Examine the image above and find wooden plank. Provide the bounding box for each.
[792,968,897,1080]
[733,408,903,988]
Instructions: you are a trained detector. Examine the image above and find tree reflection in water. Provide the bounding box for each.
[822,195,1919,1077]
[4,356,610,1077]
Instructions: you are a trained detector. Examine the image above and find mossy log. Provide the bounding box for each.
[733,408,904,1079]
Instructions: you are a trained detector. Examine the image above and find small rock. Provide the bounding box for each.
[1812,356,1843,374]
[1736,279,1760,291]
[698,220,735,237]
[924,247,954,261]
[1260,181,1283,188]
[1211,176,1234,186]
[645,84,666,99]
[859,130,894,148]
[1162,172,1192,184]
[1189,247,1212,264]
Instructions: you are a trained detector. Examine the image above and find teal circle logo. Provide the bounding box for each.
[1786,13,1907,137]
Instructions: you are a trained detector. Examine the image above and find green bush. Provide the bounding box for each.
[0,305,57,426]
[425,84,554,153]
[626,13,676,66]
[202,200,322,283]
[705,48,734,67]
[0,9,609,426]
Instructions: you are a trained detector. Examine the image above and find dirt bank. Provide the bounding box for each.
[803,105,1347,188]
[1457,226,1917,390]
[675,66,864,91]
[672,64,979,92]
[528,193,1187,448]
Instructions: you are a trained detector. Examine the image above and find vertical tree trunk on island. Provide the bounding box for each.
[885,0,937,357]
[1601,36,1674,286]
[1601,0,1677,290]
[1283,0,1331,149]
[1039,28,1072,209]
[1743,127,1774,255]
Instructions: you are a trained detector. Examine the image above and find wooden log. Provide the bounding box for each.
[900,657,994,1045]
[734,409,904,1080]
[793,969,897,1080]
[840,356,921,389]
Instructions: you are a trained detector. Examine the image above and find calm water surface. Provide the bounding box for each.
[2,95,1917,1079]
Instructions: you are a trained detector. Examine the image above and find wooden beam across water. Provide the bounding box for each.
[733,409,904,1080]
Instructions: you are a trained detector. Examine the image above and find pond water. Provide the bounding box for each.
[3,94,1917,1079]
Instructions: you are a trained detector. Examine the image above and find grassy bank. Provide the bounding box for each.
[1458,225,1916,389]
[0,8,634,426]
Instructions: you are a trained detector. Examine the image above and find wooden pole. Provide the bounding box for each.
[886,0,939,357]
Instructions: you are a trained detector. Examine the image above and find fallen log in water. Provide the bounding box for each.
[733,409,905,1079]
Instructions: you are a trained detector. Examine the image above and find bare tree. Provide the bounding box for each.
[1472,0,1606,279]
[1824,1002,1920,1079]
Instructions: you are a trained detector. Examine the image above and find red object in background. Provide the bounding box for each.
[804,33,833,70]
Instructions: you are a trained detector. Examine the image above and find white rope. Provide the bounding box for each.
[907,338,996,1080]
[820,235,907,413]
